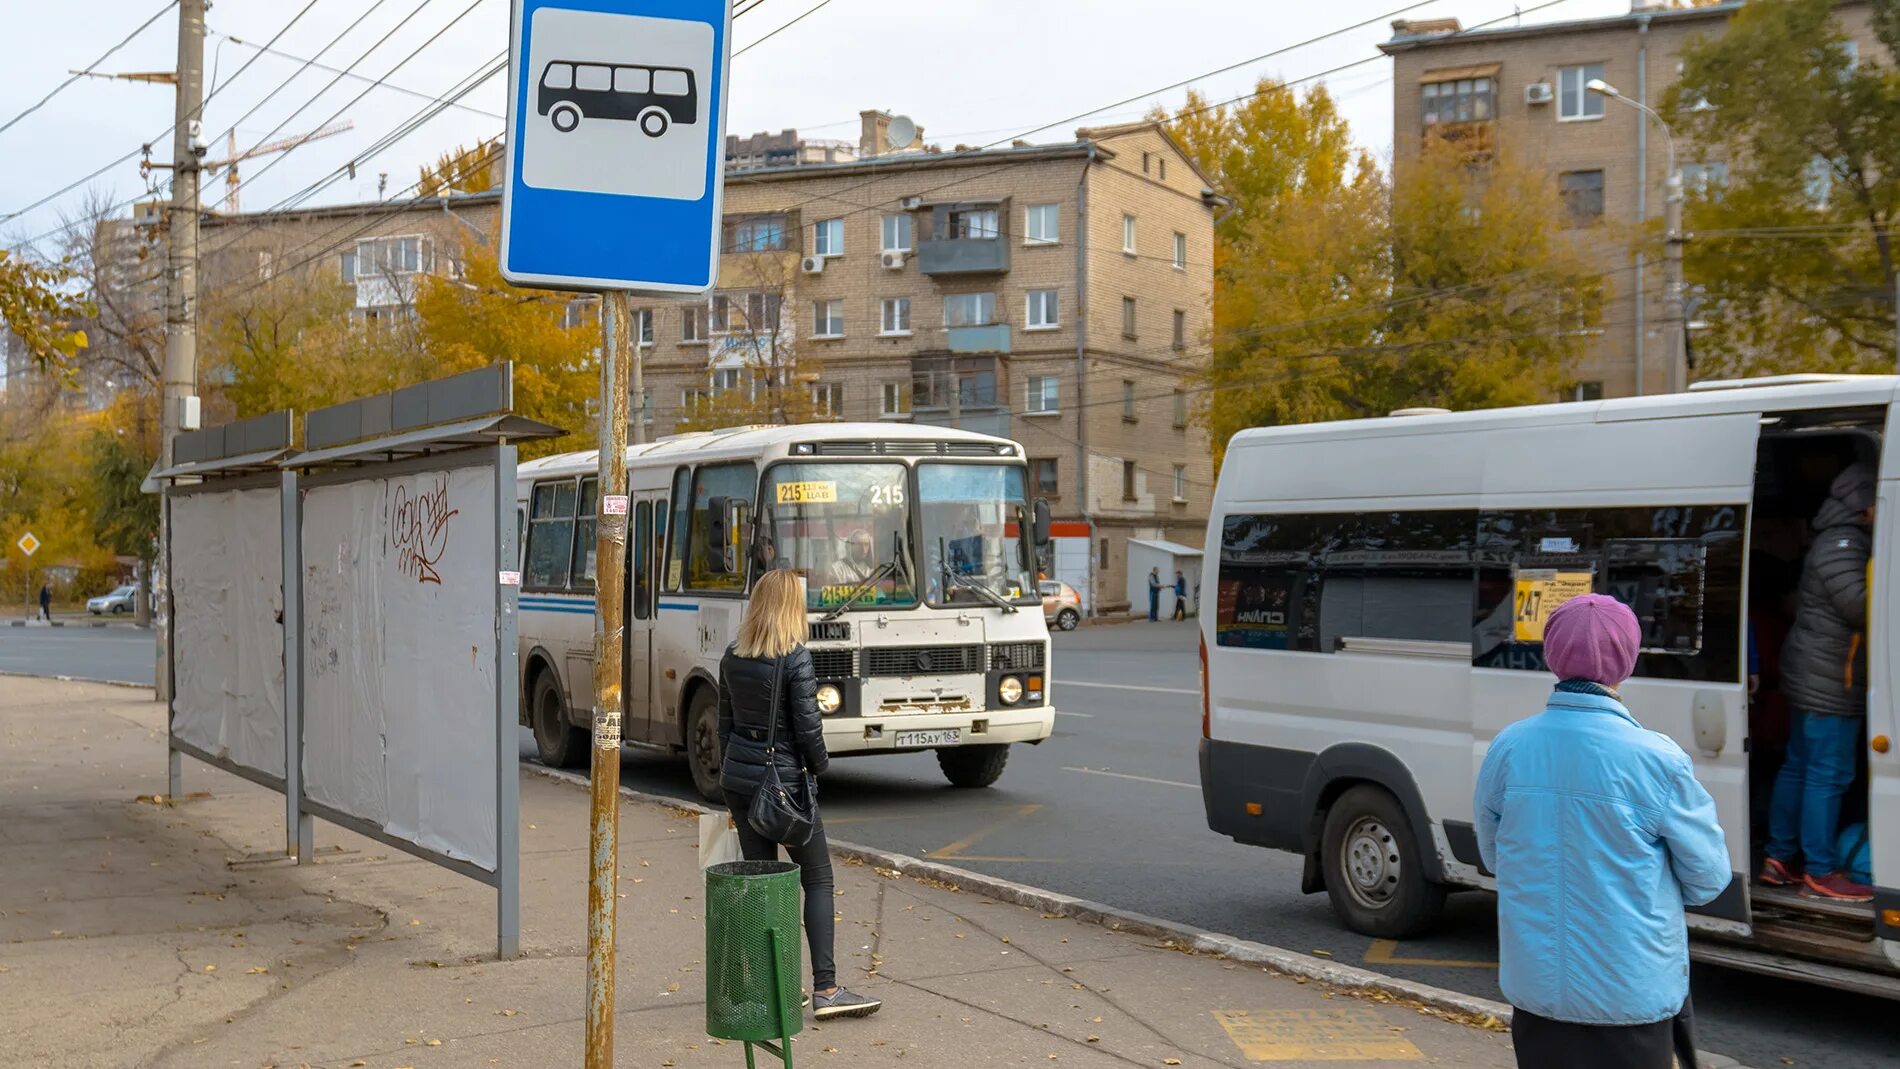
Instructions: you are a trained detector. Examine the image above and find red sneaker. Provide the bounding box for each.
[1757,856,1800,888]
[1802,871,1874,902]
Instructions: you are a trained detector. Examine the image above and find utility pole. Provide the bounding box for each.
[1663,170,1687,394]
[156,0,205,702]
[585,291,633,1069]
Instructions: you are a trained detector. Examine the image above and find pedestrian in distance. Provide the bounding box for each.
[1476,594,1729,1069]
[1147,567,1161,621]
[716,569,882,1021]
[37,583,52,622]
[1172,569,1188,621]
[1761,462,1878,902]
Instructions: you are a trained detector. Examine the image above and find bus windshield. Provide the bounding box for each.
[917,463,1036,607]
[759,463,917,611]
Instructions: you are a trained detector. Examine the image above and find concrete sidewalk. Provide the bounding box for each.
[1,676,1518,1068]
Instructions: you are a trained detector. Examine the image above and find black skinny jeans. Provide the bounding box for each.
[724,794,836,990]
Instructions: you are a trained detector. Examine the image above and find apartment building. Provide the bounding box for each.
[1381,1,1880,398]
[192,114,1219,615]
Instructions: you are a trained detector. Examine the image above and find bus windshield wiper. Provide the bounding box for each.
[938,538,1019,613]
[821,533,908,621]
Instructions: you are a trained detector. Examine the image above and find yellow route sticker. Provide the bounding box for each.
[1213,1009,1422,1062]
[775,480,838,504]
[1512,569,1595,643]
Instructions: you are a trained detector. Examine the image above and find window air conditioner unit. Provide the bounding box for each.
[800,255,825,274]
[899,196,922,210]
[1525,82,1555,106]
[880,251,906,270]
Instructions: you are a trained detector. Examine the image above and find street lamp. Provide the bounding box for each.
[1588,78,1688,394]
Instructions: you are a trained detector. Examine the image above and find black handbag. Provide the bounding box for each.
[746,654,818,847]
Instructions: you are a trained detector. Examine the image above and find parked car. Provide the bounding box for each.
[1040,580,1081,631]
[87,585,139,615]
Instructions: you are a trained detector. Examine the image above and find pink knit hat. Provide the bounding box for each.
[1544,593,1642,687]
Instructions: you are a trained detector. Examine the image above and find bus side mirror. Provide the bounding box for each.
[1033,499,1053,546]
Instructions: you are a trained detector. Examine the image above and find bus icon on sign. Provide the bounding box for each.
[539,61,698,138]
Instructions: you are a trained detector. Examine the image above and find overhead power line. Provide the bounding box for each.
[0,0,179,139]
[735,0,837,57]
[215,29,505,120]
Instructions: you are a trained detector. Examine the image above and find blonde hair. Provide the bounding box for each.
[736,568,806,659]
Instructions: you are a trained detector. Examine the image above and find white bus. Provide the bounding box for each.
[1199,376,1899,994]
[515,423,1058,801]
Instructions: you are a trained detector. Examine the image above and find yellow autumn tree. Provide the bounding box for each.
[418,138,502,197]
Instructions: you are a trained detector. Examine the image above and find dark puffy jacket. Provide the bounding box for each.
[1781,493,1871,718]
[717,644,828,798]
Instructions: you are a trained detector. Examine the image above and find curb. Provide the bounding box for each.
[520,763,1760,1068]
[0,669,154,691]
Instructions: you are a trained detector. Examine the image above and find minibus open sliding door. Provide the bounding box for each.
[1469,409,1761,937]
[1875,398,1900,969]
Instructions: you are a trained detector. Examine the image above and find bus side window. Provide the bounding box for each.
[542,62,573,89]
[575,64,611,91]
[634,501,653,620]
[525,479,579,590]
[687,463,757,593]
[654,69,690,96]
[516,509,525,569]
[571,477,599,590]
[665,468,690,591]
[614,66,651,94]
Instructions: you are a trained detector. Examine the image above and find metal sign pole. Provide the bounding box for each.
[496,441,522,960]
[586,292,634,1065]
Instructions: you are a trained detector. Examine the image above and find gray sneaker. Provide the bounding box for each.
[812,987,882,1020]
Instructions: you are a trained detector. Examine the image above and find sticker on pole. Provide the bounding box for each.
[502,0,732,292]
[603,494,630,516]
[16,532,40,557]
[499,570,523,587]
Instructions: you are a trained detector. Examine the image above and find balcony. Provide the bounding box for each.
[917,237,1009,276]
[945,324,1010,354]
[909,354,1010,438]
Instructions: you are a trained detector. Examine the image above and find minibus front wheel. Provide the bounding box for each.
[1320,784,1446,938]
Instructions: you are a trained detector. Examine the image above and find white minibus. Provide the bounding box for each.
[516,423,1057,801]
[1200,375,1899,994]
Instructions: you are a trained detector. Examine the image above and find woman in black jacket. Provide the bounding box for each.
[718,568,882,1020]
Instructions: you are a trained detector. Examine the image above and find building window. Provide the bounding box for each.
[710,368,747,396]
[947,206,999,239]
[1122,297,1137,339]
[1026,374,1059,414]
[348,235,429,278]
[1100,537,1109,569]
[1122,460,1137,500]
[1025,203,1059,244]
[1574,381,1605,402]
[1805,156,1834,208]
[1172,232,1187,270]
[1142,152,1152,175]
[682,387,709,414]
[1025,288,1059,330]
[1173,388,1188,428]
[680,304,704,342]
[880,296,912,335]
[881,213,912,253]
[943,292,997,326]
[1122,213,1137,254]
[1172,310,1186,351]
[1172,465,1187,502]
[1681,161,1729,198]
[563,297,595,331]
[814,217,845,257]
[1421,76,1494,128]
[1122,379,1136,421]
[1159,158,1167,181]
[812,299,844,338]
[880,381,910,417]
[1032,457,1059,496]
[637,308,654,346]
[711,291,782,335]
[1558,64,1606,121]
[809,382,842,417]
[1559,170,1605,226]
[722,213,789,252]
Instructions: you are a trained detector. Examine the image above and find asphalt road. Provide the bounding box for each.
[9,621,1889,1065]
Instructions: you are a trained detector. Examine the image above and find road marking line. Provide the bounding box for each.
[1061,766,1197,789]
[929,803,1042,860]
[1057,680,1199,696]
[1364,939,1498,969]
[1214,1008,1423,1061]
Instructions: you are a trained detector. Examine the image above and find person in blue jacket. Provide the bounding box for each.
[1476,594,1731,1069]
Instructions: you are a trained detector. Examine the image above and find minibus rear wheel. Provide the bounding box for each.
[1320,785,1446,938]
[531,669,587,770]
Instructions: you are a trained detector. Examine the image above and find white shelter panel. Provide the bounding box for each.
[171,486,286,778]
[301,466,499,870]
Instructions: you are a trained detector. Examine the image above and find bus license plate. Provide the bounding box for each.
[894,728,961,748]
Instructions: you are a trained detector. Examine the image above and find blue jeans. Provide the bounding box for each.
[1765,711,1860,874]
[1148,588,1159,621]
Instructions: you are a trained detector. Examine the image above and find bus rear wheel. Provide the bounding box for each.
[638,108,670,137]
[1319,785,1445,938]
[684,686,724,804]
[531,670,587,769]
[550,103,581,132]
[937,744,1009,788]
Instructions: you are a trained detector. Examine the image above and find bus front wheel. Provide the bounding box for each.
[531,670,587,770]
[550,103,581,132]
[937,744,1009,788]
[684,687,724,803]
[1319,785,1446,939]
[638,108,670,138]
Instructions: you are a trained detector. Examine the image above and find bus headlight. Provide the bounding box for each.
[816,684,842,715]
[997,676,1024,705]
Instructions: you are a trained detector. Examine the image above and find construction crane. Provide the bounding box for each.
[206,121,354,213]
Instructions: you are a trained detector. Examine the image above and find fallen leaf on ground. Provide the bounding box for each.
[1164,1061,1182,1066]
[1087,1036,1100,1043]
[202,965,216,973]
[246,967,268,974]
[1311,949,1331,957]
[426,1039,442,1047]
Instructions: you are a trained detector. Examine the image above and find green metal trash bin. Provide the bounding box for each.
[706,860,803,1068]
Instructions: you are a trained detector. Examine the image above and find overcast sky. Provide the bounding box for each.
[0,0,1631,251]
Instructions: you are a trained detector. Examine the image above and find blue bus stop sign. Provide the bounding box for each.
[502,0,732,293]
